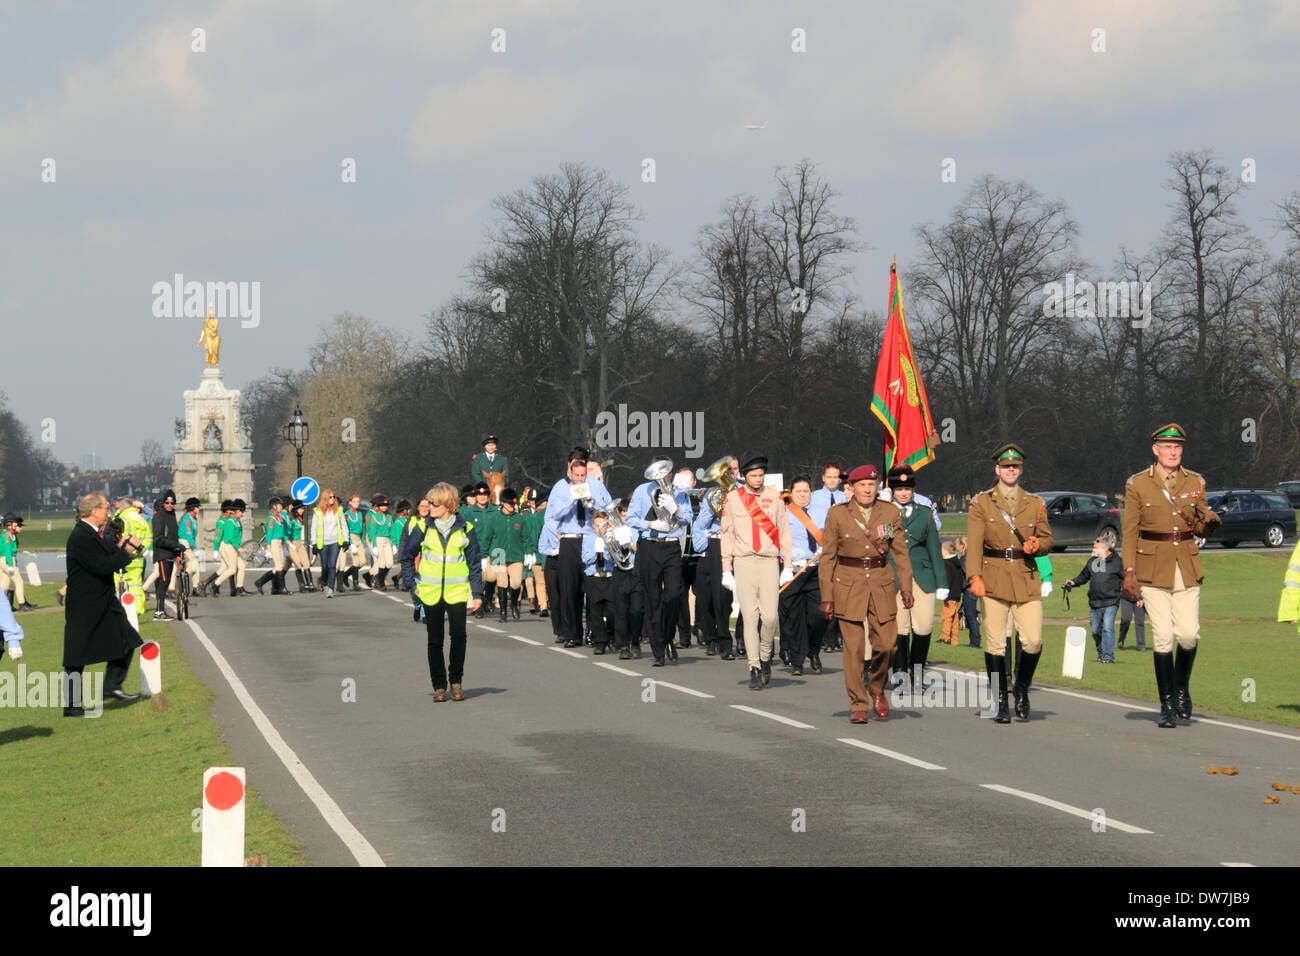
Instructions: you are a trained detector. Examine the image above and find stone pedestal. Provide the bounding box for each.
[172,367,255,540]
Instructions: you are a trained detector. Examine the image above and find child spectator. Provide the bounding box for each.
[1064,536,1124,663]
[939,541,964,645]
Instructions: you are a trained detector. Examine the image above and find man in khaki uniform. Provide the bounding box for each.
[720,453,792,691]
[819,465,914,723]
[1121,423,1220,728]
[966,443,1054,723]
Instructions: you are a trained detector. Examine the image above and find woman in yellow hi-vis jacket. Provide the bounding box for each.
[400,483,483,702]
[1278,538,1300,635]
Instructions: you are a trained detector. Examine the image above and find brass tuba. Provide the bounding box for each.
[702,456,737,516]
[598,498,636,571]
[643,458,677,524]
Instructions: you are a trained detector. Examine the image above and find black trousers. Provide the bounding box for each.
[694,540,733,653]
[64,652,134,700]
[778,566,825,667]
[154,557,177,611]
[584,575,616,647]
[676,558,698,641]
[544,556,561,637]
[424,599,468,689]
[639,539,683,661]
[557,538,585,641]
[613,568,642,649]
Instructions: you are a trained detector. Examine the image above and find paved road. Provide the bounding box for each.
[176,586,1300,866]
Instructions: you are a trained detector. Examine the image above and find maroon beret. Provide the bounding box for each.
[847,465,880,483]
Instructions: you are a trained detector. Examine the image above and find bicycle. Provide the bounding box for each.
[239,523,272,569]
[172,557,192,620]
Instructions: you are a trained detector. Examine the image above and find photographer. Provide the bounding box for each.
[62,493,145,716]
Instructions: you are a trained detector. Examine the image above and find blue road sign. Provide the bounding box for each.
[291,476,320,506]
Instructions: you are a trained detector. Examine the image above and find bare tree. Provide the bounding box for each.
[1249,253,1300,471]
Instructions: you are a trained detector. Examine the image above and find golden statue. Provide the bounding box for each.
[197,311,221,367]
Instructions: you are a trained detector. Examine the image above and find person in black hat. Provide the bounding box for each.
[466,482,499,617]
[887,465,945,687]
[471,434,510,505]
[253,497,291,596]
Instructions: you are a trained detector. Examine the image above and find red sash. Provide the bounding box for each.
[739,488,781,551]
[785,503,823,547]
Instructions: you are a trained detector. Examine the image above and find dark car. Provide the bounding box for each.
[1275,481,1300,509]
[1037,492,1122,551]
[1205,490,1296,548]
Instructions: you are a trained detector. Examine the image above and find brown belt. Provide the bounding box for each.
[837,555,887,569]
[983,545,1027,560]
[1139,530,1196,542]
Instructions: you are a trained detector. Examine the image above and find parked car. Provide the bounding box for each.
[1205,490,1296,548]
[1037,492,1122,551]
[1275,481,1300,509]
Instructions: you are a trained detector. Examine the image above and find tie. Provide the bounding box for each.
[905,505,913,518]
[577,496,586,525]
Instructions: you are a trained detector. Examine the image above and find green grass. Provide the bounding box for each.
[0,584,308,866]
[927,552,1299,728]
[9,511,77,551]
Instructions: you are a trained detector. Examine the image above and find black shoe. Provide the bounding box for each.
[761,659,771,686]
[652,658,665,667]
[809,650,822,674]
[474,606,485,619]
[413,605,422,622]
[618,648,631,660]
[563,639,579,648]
[706,641,718,657]
[667,642,678,662]
[779,647,790,665]
[499,603,508,623]
[1173,645,1196,719]
[18,602,37,611]
[631,644,642,659]
[539,609,549,618]
[236,587,255,596]
[63,705,85,717]
[107,688,140,702]
[791,664,803,676]
[152,611,172,622]
[720,650,735,661]
[749,667,763,690]
[593,644,607,655]
[256,581,267,595]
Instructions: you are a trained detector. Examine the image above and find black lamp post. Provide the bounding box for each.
[283,407,309,479]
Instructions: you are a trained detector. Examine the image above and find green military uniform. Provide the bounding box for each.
[470,435,510,504]
[965,443,1054,723]
[1121,423,1219,727]
[887,466,945,682]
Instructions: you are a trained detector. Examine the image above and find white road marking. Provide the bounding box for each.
[654,681,715,699]
[837,738,946,770]
[508,634,544,646]
[594,662,640,676]
[980,784,1152,834]
[382,594,407,605]
[478,625,504,633]
[184,619,386,866]
[934,666,1300,742]
[729,704,814,729]
[549,647,587,659]
[1221,862,1256,867]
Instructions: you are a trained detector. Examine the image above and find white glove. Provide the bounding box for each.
[481,558,490,571]
[524,554,536,569]
[649,519,672,533]
[721,571,735,592]
[779,568,794,586]
[659,495,678,516]
[350,544,359,557]
[614,526,633,546]
[212,551,221,562]
[1041,581,1053,598]
[935,588,949,601]
[7,644,21,662]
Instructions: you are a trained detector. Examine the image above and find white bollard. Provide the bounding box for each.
[140,640,162,696]
[1062,625,1086,680]
[120,591,140,632]
[201,767,246,867]
[24,561,41,587]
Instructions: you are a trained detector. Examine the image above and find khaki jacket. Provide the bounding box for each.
[818,499,913,622]
[720,486,792,571]
[1122,465,1211,588]
[966,486,1054,603]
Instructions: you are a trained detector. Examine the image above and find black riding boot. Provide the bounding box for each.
[304,568,318,591]
[1013,649,1041,720]
[499,591,508,622]
[909,631,931,683]
[510,587,521,622]
[272,571,289,595]
[1173,644,1197,720]
[893,631,910,675]
[1154,652,1177,727]
[986,653,1010,723]
[254,570,273,594]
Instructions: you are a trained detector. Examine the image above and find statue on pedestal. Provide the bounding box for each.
[198,311,221,367]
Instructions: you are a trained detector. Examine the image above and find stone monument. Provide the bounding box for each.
[172,313,255,540]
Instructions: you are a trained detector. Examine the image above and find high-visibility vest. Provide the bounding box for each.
[416,523,471,606]
[1278,540,1300,635]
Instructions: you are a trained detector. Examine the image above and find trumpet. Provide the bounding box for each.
[643,458,677,524]
[701,456,737,516]
[597,499,636,571]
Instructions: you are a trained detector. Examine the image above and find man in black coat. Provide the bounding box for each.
[63,493,146,716]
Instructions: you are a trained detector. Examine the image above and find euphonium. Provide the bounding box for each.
[599,499,636,571]
[701,456,737,516]
[643,458,677,524]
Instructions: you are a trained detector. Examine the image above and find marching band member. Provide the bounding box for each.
[693,490,734,660]
[581,509,619,654]
[543,447,611,648]
[625,456,693,667]
[780,475,826,675]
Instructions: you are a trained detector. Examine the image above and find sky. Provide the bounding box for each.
[3,0,1297,468]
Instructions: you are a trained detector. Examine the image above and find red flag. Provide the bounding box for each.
[871,261,939,472]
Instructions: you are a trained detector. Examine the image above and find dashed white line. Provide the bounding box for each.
[980,784,1152,834]
[549,647,587,660]
[654,681,715,699]
[837,738,946,770]
[507,634,543,646]
[594,662,640,676]
[729,704,815,729]
[478,625,504,634]
[184,619,386,866]
[1221,862,1256,867]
